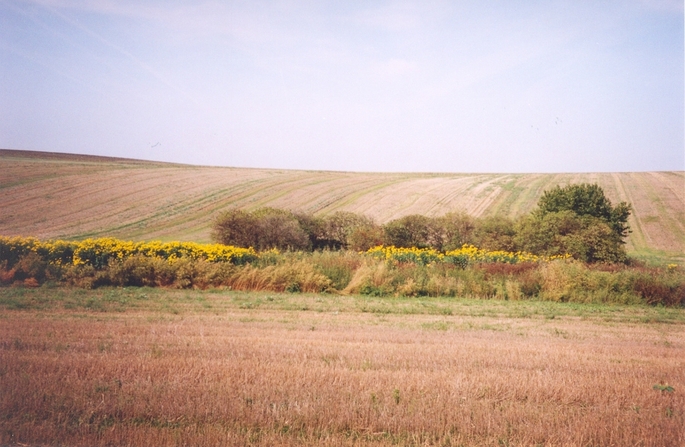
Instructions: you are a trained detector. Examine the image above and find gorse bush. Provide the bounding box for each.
[0,236,257,267]
[0,180,679,306]
[367,245,569,267]
[1,236,683,306]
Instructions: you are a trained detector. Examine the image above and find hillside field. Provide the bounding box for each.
[1,149,683,264]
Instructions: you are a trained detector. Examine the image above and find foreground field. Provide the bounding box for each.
[1,149,683,264]
[1,288,684,446]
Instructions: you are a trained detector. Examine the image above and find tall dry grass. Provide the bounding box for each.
[1,304,683,446]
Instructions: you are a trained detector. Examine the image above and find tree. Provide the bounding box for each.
[516,211,627,263]
[535,183,631,240]
[347,224,384,251]
[293,212,326,249]
[519,183,632,263]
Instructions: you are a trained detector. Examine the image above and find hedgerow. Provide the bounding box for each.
[0,236,683,306]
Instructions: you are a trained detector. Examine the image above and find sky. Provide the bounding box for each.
[1,0,683,173]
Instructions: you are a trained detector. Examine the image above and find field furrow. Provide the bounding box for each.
[1,150,682,260]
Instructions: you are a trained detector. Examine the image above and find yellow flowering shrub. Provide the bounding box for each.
[366,244,569,267]
[366,245,443,265]
[0,236,257,268]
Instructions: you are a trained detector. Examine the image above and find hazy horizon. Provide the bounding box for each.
[1,1,683,174]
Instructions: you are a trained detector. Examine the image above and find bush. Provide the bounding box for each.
[630,270,685,306]
[310,250,363,290]
[516,211,627,263]
[520,183,632,263]
[211,209,257,248]
[3,234,683,307]
[213,208,312,251]
[473,216,517,252]
[254,212,311,251]
[434,212,476,251]
[536,183,631,240]
[383,215,436,248]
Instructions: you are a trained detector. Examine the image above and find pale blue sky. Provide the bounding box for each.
[1,0,683,172]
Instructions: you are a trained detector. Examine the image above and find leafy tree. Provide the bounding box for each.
[535,183,631,240]
[251,208,311,251]
[516,211,627,263]
[347,224,384,251]
[255,213,311,251]
[293,212,326,249]
[519,183,632,263]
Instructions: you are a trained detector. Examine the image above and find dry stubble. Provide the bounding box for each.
[1,297,684,446]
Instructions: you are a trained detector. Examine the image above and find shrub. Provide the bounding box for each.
[630,271,685,306]
[434,212,476,251]
[254,212,311,251]
[310,250,364,290]
[536,183,631,239]
[473,216,517,252]
[516,211,627,263]
[519,183,632,263]
[383,215,435,248]
[212,208,311,251]
[14,252,48,283]
[211,209,258,248]
[347,224,385,251]
[107,255,160,287]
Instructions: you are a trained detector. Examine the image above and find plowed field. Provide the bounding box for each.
[1,149,683,262]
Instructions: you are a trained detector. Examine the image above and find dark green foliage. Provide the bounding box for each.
[519,184,631,263]
[516,211,628,263]
[535,183,632,240]
[293,212,326,249]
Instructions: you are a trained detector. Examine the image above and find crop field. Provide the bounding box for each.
[1,149,683,264]
[1,288,684,446]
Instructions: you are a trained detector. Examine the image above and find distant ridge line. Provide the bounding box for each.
[0,148,174,165]
[2,149,682,175]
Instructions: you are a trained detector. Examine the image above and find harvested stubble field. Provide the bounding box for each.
[1,149,683,264]
[1,288,684,446]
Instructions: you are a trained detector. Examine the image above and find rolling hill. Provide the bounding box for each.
[1,149,683,263]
